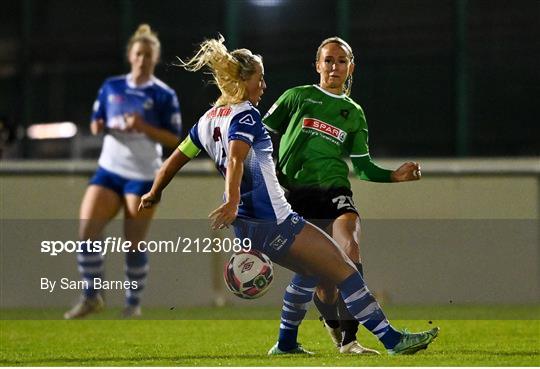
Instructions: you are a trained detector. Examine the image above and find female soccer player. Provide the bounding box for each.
[64,24,182,319]
[139,36,437,355]
[263,37,422,354]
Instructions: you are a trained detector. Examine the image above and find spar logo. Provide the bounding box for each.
[303,118,347,143]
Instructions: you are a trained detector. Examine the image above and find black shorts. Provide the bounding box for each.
[286,187,359,229]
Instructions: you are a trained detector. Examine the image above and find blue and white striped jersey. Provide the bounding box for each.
[92,74,182,180]
[190,101,293,222]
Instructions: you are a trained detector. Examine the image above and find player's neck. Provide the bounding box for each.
[130,72,152,86]
[318,83,344,95]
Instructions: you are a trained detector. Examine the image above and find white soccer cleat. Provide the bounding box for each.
[64,294,104,319]
[121,305,142,318]
[339,340,381,355]
[322,320,342,348]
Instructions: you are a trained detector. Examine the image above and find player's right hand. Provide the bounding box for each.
[139,191,161,211]
[90,119,105,135]
[208,201,238,230]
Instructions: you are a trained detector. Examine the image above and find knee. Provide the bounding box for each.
[78,220,100,240]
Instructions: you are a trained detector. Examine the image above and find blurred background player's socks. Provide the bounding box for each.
[125,251,148,307]
[77,240,104,299]
[338,272,402,349]
[278,274,318,351]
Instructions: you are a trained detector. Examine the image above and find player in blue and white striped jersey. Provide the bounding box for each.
[139,36,439,356]
[64,24,181,320]
[189,101,291,222]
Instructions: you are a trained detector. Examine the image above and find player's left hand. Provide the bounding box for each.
[208,202,238,230]
[391,161,421,182]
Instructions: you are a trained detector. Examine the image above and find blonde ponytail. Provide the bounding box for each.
[177,35,262,106]
[127,24,161,59]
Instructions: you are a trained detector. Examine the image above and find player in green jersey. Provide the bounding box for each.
[264,37,421,355]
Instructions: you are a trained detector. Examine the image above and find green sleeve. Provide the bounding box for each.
[347,112,392,182]
[351,155,393,182]
[263,88,297,134]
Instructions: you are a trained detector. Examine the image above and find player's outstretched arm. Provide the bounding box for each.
[208,139,250,230]
[139,148,191,211]
[351,155,421,183]
[351,155,393,182]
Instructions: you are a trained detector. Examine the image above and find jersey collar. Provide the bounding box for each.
[313,84,347,99]
[126,74,155,89]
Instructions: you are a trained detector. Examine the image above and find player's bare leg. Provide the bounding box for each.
[330,213,379,354]
[269,223,354,354]
[79,185,123,239]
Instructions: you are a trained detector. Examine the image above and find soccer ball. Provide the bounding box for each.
[224,250,274,299]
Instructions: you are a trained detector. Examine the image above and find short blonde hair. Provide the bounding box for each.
[127,24,161,60]
[178,36,262,106]
[316,37,355,96]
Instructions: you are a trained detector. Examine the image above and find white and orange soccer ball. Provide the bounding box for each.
[224,250,274,299]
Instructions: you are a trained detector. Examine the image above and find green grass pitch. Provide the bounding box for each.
[1,306,538,366]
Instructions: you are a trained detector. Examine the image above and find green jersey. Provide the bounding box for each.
[263,85,371,189]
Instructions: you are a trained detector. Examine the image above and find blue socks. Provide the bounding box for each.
[278,274,319,351]
[77,241,104,298]
[277,271,402,350]
[338,273,402,349]
[125,251,148,307]
[77,242,148,308]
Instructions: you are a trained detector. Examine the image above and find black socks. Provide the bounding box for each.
[312,263,364,346]
[313,293,340,329]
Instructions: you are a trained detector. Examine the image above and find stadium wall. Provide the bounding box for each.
[1,158,539,308]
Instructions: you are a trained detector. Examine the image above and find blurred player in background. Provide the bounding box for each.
[64,24,182,319]
[139,36,437,355]
[263,37,421,354]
